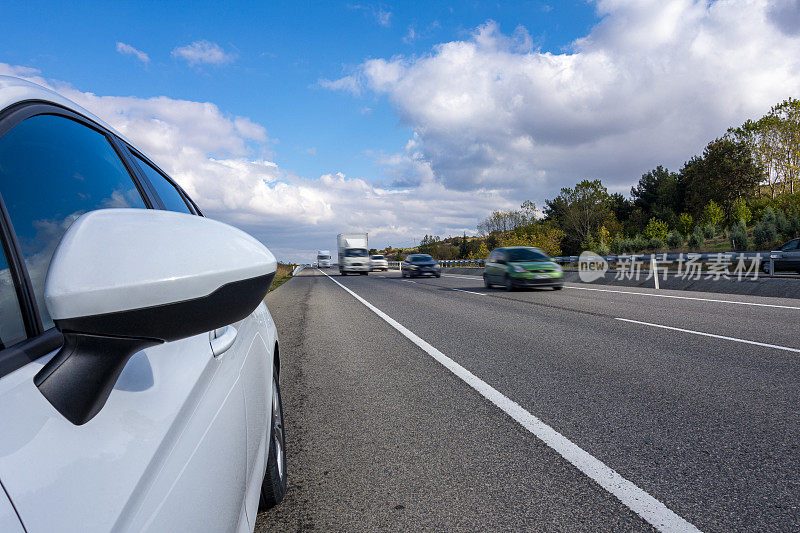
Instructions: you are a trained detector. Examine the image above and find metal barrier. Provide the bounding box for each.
[437,259,486,268]
[292,265,305,276]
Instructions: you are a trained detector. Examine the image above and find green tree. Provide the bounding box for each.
[677,213,694,236]
[702,200,725,228]
[730,197,752,225]
[544,179,614,254]
[643,218,669,241]
[681,138,761,219]
[630,166,683,226]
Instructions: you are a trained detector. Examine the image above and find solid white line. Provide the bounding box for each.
[401,280,416,283]
[451,288,486,296]
[566,286,800,310]
[615,318,800,353]
[319,269,699,533]
[441,273,800,310]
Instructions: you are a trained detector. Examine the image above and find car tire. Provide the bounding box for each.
[259,364,287,511]
[553,286,563,291]
[435,273,441,278]
[761,262,770,274]
[504,275,514,292]
[483,274,492,288]
[361,271,368,275]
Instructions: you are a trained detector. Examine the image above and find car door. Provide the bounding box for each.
[0,108,248,532]
[780,238,800,269]
[127,140,275,528]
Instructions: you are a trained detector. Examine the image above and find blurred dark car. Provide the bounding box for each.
[762,238,800,273]
[401,254,441,278]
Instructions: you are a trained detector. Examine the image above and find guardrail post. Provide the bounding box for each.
[770,255,775,277]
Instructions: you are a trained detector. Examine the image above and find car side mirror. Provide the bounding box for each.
[35,209,276,425]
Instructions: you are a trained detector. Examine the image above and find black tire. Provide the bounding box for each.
[341,271,347,276]
[259,364,287,510]
[483,274,492,288]
[553,286,563,291]
[361,271,368,275]
[504,275,514,292]
[761,262,770,274]
[435,273,441,278]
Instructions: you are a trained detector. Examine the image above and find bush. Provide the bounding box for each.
[753,219,778,248]
[596,242,611,255]
[729,220,750,251]
[666,230,683,248]
[688,227,704,249]
[631,234,648,252]
[611,235,627,254]
[703,223,715,239]
[677,213,694,236]
[646,237,664,250]
[731,197,752,225]
[775,208,790,238]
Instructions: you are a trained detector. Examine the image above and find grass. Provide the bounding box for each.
[269,263,296,292]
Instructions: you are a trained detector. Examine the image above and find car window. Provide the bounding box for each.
[507,248,550,262]
[132,153,192,214]
[0,245,26,349]
[782,239,799,251]
[0,114,146,330]
[345,248,367,257]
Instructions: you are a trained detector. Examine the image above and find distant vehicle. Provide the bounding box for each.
[337,233,370,275]
[762,238,800,273]
[401,254,441,278]
[484,246,563,291]
[317,249,332,268]
[370,254,389,271]
[0,76,286,532]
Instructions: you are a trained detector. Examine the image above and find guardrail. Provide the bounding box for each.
[432,251,796,278]
[292,265,305,276]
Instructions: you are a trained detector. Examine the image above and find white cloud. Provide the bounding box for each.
[0,63,505,262]
[115,42,150,64]
[348,4,392,27]
[318,74,362,95]
[171,40,236,66]
[325,0,800,202]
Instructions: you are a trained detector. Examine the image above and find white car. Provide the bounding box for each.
[370,254,389,271]
[0,76,287,532]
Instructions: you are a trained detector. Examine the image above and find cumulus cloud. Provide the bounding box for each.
[171,40,236,66]
[0,63,506,261]
[115,42,150,64]
[319,74,362,95]
[325,0,800,202]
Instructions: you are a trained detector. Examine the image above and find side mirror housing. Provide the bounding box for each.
[35,209,276,425]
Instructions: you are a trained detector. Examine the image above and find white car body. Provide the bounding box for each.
[370,255,389,271]
[0,76,285,532]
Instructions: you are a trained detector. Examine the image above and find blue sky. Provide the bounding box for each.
[1,1,798,261]
[1,0,596,186]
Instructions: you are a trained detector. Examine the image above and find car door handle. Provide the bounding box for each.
[210,325,237,357]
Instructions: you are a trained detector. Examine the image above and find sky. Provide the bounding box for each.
[1,0,799,262]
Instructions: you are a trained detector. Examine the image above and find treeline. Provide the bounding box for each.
[381,98,800,259]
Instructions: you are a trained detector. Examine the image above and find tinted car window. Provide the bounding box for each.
[506,248,550,262]
[133,153,192,214]
[0,114,146,330]
[345,249,367,257]
[0,246,26,349]
[782,239,799,251]
[410,254,433,262]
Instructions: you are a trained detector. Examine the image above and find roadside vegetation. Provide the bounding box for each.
[378,97,800,259]
[269,262,297,292]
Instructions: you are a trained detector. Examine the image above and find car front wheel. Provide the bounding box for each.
[259,364,287,510]
[504,275,514,292]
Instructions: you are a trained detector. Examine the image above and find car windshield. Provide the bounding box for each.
[371,255,385,260]
[410,255,434,262]
[318,255,330,260]
[506,248,550,262]
[345,248,368,257]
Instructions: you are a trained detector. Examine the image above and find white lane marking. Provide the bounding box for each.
[615,318,800,354]
[452,288,486,296]
[566,286,800,311]
[443,274,800,311]
[401,280,416,283]
[319,269,699,533]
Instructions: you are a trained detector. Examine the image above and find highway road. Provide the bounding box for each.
[256,269,799,532]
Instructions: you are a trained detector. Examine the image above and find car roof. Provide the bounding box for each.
[0,75,143,154]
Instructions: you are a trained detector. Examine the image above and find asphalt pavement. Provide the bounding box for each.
[256,268,799,532]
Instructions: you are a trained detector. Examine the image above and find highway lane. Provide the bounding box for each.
[257,269,799,531]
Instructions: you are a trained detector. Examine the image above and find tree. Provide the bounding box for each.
[545,179,614,254]
[643,218,669,241]
[731,197,752,225]
[677,213,694,236]
[681,137,761,219]
[702,200,725,228]
[630,166,683,226]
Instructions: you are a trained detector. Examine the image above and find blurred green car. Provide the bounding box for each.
[483,246,564,291]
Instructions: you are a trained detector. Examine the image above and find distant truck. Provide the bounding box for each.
[316,249,332,268]
[337,233,370,275]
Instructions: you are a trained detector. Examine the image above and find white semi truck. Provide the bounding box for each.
[337,233,370,275]
[316,250,332,268]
